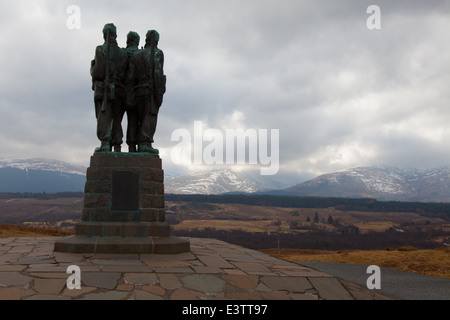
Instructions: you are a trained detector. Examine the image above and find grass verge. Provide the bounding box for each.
[0,224,74,238]
[260,247,450,279]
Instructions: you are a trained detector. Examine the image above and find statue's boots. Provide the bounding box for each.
[138,144,159,155]
[95,142,111,153]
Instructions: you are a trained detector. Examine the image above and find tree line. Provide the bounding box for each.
[166,194,450,220]
[173,227,447,251]
[2,192,449,220]
[0,192,84,200]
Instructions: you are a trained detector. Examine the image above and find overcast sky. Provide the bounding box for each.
[0,0,449,185]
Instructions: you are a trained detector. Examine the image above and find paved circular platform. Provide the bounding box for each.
[0,236,388,300]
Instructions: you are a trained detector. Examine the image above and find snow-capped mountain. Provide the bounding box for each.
[0,158,86,192]
[284,165,450,202]
[4,157,450,202]
[165,169,276,194]
[0,158,86,176]
[0,158,288,194]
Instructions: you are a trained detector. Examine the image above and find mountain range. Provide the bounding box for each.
[283,165,450,202]
[164,169,285,195]
[165,164,450,202]
[2,158,450,202]
[0,158,86,193]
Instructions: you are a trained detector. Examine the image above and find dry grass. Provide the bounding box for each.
[172,219,281,233]
[260,247,450,279]
[0,224,74,238]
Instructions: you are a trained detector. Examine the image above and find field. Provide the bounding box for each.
[0,224,74,238]
[0,196,82,229]
[0,195,448,249]
[166,201,450,251]
[260,247,450,280]
[1,222,448,280]
[166,201,446,234]
[0,193,449,279]
[0,194,450,245]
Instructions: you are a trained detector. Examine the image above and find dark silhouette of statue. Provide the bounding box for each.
[124,31,141,152]
[125,31,141,56]
[126,30,166,155]
[90,23,128,153]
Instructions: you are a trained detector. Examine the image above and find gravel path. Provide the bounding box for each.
[297,261,450,300]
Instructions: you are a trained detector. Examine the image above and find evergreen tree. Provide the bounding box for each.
[327,215,334,224]
[313,212,319,223]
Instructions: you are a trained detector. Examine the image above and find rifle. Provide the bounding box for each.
[148,31,157,114]
[101,28,111,113]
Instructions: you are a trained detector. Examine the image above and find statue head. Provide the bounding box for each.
[127,31,140,47]
[103,23,117,41]
[145,30,160,48]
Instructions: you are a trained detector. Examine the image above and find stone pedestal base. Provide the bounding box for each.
[54,234,190,254]
[54,153,190,254]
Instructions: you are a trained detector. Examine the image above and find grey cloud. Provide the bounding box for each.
[0,0,449,185]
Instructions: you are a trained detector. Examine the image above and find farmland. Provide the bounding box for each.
[0,193,449,251]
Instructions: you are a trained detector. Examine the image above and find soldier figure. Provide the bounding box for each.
[125,31,141,55]
[126,30,166,155]
[124,31,141,152]
[90,23,129,153]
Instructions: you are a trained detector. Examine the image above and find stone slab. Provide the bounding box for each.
[0,272,32,286]
[181,274,226,294]
[89,153,161,168]
[124,273,158,285]
[0,236,389,301]
[75,222,171,237]
[54,235,190,254]
[81,272,122,290]
[33,278,67,295]
[260,275,313,293]
[308,277,354,300]
[197,254,235,269]
[0,287,23,300]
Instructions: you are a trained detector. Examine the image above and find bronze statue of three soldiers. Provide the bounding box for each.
[90,23,166,155]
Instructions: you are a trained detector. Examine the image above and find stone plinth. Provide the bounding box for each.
[54,153,190,254]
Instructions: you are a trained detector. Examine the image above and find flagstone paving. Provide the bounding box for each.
[0,237,388,300]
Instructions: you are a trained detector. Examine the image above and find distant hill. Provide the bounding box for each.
[164,168,287,195]
[0,158,86,192]
[0,158,290,195]
[165,165,450,201]
[283,165,450,202]
[4,157,450,203]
